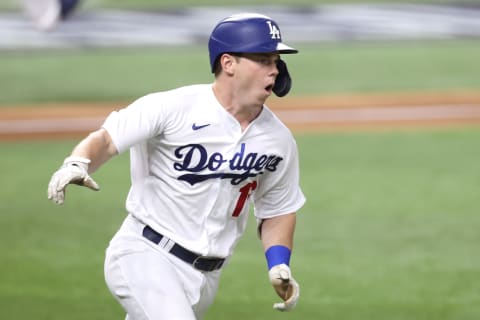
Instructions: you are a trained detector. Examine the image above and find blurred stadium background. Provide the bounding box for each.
[1,1,479,319]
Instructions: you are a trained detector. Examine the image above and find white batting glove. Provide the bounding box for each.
[47,156,100,205]
[268,263,300,312]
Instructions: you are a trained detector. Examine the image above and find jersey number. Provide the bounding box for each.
[231,181,257,217]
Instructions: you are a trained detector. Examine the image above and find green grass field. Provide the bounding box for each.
[1,128,479,319]
[2,40,480,105]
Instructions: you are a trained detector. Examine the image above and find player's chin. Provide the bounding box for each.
[250,86,272,105]
[256,93,270,105]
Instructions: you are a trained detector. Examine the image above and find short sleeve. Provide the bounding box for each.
[253,137,306,219]
[102,93,166,154]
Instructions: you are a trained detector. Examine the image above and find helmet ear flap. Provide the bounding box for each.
[273,59,292,97]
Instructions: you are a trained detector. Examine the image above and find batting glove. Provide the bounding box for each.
[268,263,300,312]
[47,156,100,205]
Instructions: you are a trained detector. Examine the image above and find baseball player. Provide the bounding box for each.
[22,0,81,30]
[47,13,305,319]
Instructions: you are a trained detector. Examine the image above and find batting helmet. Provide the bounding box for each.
[208,13,298,97]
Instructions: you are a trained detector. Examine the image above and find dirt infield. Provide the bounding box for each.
[1,90,480,141]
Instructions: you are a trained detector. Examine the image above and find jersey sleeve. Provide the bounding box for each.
[253,137,306,219]
[102,93,167,154]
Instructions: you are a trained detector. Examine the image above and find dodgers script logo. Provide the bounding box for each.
[173,143,283,185]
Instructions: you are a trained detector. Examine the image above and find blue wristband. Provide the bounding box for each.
[265,245,291,270]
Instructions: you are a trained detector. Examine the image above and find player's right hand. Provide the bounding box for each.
[268,263,300,312]
[47,156,100,205]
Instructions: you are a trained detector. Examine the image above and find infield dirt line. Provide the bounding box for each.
[1,92,480,139]
[276,105,480,123]
[1,104,480,137]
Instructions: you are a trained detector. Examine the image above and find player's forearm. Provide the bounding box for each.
[261,213,296,251]
[262,212,300,311]
[70,128,118,173]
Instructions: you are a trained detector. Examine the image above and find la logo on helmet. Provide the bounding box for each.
[266,21,281,39]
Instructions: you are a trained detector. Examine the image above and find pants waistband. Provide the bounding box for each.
[142,225,225,272]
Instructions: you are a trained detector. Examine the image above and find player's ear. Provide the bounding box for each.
[220,53,237,76]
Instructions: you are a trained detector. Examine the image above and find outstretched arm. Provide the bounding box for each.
[47,128,118,204]
[260,213,300,311]
[69,128,118,173]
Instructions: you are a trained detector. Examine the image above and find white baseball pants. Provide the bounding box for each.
[104,214,223,320]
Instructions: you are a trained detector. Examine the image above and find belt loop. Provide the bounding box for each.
[158,236,175,252]
[142,225,225,272]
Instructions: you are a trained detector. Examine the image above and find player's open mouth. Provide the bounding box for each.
[265,84,274,93]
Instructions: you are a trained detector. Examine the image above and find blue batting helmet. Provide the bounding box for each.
[208,13,298,97]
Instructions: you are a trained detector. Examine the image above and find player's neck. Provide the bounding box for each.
[212,82,263,130]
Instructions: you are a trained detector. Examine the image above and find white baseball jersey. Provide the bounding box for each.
[102,84,305,258]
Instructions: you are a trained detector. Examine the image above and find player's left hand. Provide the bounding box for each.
[268,263,300,311]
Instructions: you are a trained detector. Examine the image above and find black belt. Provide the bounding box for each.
[142,225,225,272]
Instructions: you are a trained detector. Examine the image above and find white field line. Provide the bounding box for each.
[1,104,480,134]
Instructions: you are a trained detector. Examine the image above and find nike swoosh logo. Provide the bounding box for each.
[192,123,211,130]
